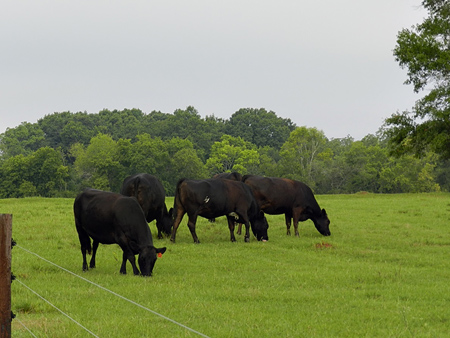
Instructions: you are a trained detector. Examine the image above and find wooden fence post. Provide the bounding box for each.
[0,214,12,338]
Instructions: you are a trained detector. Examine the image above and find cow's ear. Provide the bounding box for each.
[322,209,327,216]
[156,247,167,255]
[168,208,174,218]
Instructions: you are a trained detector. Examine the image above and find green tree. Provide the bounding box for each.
[72,134,124,191]
[97,109,145,140]
[385,0,450,159]
[205,135,259,175]
[29,147,70,196]
[128,134,170,177]
[379,153,440,193]
[323,136,355,193]
[164,137,207,193]
[225,108,296,149]
[278,127,329,188]
[342,142,388,193]
[0,154,29,197]
[0,122,46,158]
[256,146,280,177]
[0,147,69,197]
[38,111,75,149]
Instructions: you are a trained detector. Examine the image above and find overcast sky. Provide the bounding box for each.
[1,1,426,140]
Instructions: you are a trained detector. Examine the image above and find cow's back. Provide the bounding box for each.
[176,178,255,216]
[75,189,151,245]
[213,172,243,181]
[120,173,166,221]
[243,175,321,214]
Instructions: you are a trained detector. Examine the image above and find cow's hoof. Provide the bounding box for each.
[244,237,250,243]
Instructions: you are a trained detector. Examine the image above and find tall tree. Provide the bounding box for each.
[278,127,329,188]
[72,134,124,191]
[225,108,296,149]
[0,122,46,158]
[0,147,69,197]
[385,0,450,159]
[205,135,259,175]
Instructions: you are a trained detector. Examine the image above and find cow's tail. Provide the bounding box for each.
[174,178,187,212]
[74,199,92,255]
[75,219,92,255]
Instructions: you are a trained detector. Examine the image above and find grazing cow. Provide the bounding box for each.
[74,189,166,276]
[120,173,173,239]
[242,175,331,236]
[171,178,269,243]
[209,172,243,225]
[213,171,243,181]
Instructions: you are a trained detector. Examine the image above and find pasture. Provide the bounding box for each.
[3,193,450,337]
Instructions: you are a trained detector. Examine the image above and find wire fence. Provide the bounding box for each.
[14,245,211,338]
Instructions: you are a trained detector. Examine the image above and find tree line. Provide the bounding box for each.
[0,107,448,198]
[2,1,449,199]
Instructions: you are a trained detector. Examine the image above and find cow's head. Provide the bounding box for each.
[251,211,269,241]
[313,209,331,236]
[138,246,167,276]
[156,213,173,237]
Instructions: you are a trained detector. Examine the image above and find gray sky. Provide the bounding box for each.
[1,0,426,140]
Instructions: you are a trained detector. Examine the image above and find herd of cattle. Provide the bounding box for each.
[74,173,331,276]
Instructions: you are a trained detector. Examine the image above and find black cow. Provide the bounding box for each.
[213,171,243,181]
[209,172,243,225]
[242,175,330,236]
[74,189,166,276]
[120,173,172,239]
[170,178,269,243]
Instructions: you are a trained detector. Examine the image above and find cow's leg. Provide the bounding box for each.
[120,251,128,274]
[235,210,250,242]
[226,216,237,242]
[237,223,243,235]
[292,208,304,237]
[89,240,99,268]
[170,210,186,243]
[243,221,251,242]
[127,253,140,275]
[76,229,91,272]
[285,214,292,236]
[119,248,140,275]
[157,228,163,240]
[156,216,163,239]
[81,247,88,272]
[187,214,200,243]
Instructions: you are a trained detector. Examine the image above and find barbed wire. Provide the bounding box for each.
[15,245,211,338]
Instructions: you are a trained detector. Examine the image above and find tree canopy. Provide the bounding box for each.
[385,0,450,159]
[0,106,447,198]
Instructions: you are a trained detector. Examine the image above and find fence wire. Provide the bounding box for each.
[16,278,99,337]
[15,245,211,338]
[14,316,38,338]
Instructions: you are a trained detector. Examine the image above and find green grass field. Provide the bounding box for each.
[2,193,450,337]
